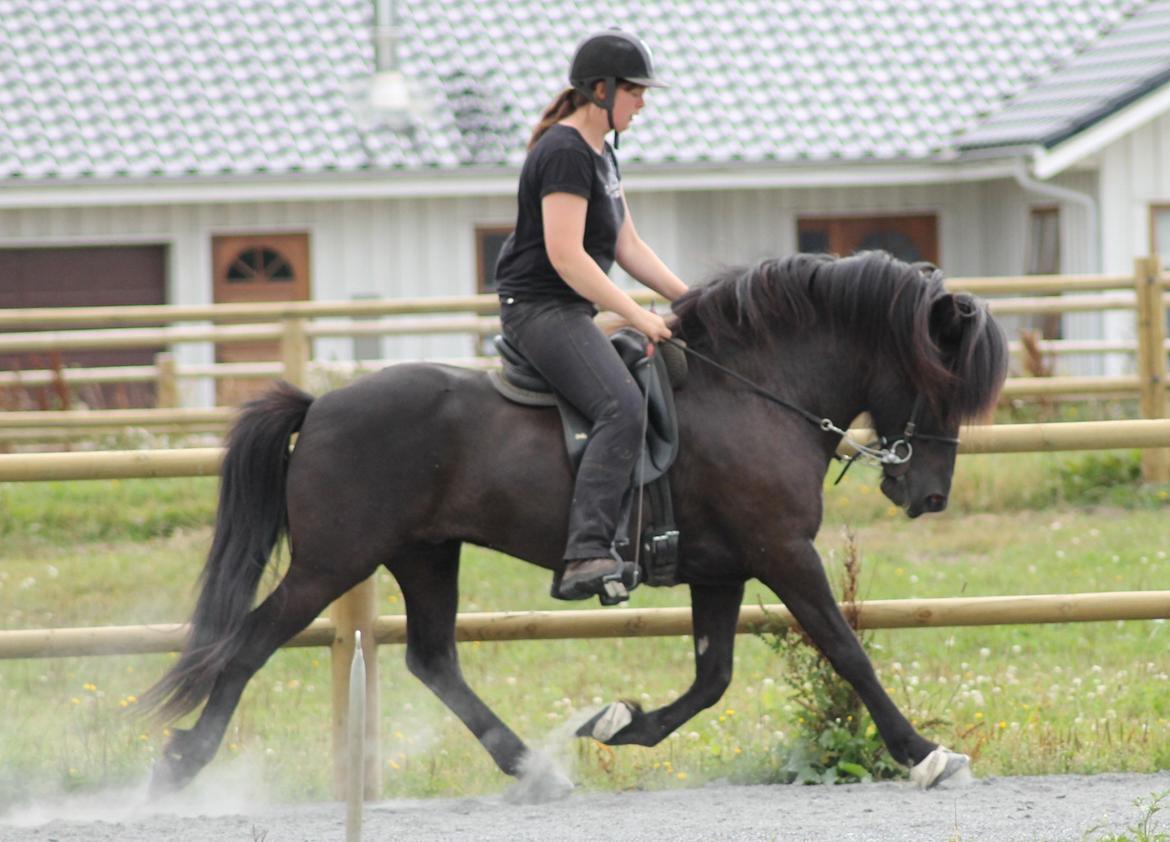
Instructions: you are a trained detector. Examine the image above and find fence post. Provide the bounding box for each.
[1136,255,1168,483]
[280,317,310,388]
[331,577,381,800]
[289,310,382,801]
[155,352,178,408]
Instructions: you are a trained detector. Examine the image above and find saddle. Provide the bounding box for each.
[488,328,687,589]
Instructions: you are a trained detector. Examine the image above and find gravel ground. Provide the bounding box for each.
[3,772,1169,842]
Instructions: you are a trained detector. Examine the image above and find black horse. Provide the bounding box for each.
[144,251,1007,794]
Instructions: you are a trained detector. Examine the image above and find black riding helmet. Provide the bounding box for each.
[569,28,667,147]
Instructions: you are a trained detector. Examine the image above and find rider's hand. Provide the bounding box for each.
[631,309,672,344]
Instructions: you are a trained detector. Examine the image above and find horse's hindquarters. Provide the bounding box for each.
[286,364,575,570]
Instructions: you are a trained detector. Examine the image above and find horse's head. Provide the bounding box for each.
[670,251,1007,519]
[870,395,962,518]
[868,278,1008,519]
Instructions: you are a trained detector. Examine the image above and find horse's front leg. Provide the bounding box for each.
[576,582,743,746]
[756,537,967,788]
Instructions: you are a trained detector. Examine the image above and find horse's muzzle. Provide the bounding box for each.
[923,493,948,513]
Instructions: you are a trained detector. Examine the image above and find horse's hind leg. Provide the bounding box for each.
[151,561,364,794]
[576,583,744,746]
[389,543,533,780]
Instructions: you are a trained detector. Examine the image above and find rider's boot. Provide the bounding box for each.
[551,554,639,605]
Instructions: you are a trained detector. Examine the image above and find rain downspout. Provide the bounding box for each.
[1012,157,1099,273]
[1012,157,1109,374]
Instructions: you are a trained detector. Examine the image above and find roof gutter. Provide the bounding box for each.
[0,159,1024,209]
[1011,157,1099,272]
[1031,75,1170,180]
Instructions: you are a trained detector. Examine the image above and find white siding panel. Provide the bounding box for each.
[1096,116,1170,374]
[3,172,1123,392]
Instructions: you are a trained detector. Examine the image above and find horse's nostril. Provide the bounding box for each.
[925,494,947,512]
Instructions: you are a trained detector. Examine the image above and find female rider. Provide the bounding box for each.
[494,29,689,602]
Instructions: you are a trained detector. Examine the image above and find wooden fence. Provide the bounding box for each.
[3,413,1170,794]
[0,259,1166,420]
[1,258,1168,795]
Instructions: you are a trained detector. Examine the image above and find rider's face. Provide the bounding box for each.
[610,83,647,133]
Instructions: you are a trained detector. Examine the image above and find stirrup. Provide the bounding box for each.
[551,558,638,605]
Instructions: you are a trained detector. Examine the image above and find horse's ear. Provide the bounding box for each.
[928,293,966,346]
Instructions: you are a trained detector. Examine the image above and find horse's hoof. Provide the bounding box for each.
[147,729,201,798]
[147,758,182,799]
[586,701,635,742]
[504,750,574,805]
[909,747,971,789]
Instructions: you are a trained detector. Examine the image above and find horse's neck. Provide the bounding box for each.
[718,334,870,432]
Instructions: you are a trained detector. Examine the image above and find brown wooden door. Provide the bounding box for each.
[797,215,939,265]
[212,233,310,404]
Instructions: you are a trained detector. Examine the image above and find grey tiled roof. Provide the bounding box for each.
[0,0,1159,182]
[956,0,1170,150]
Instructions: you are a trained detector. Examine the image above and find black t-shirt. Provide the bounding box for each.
[494,124,625,303]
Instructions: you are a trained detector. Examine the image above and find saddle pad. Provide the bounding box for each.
[486,370,555,407]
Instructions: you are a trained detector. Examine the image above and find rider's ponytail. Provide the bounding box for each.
[528,87,590,149]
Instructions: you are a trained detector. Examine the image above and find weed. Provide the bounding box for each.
[1056,451,1143,505]
[1085,789,1170,841]
[755,530,919,784]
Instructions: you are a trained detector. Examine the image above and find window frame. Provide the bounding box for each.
[474,224,513,294]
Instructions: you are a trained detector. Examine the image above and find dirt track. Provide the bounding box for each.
[3,771,1169,841]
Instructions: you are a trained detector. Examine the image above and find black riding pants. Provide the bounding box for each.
[500,296,643,562]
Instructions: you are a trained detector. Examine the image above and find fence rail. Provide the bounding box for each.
[2,591,1168,661]
[1,265,1165,428]
[2,419,1170,482]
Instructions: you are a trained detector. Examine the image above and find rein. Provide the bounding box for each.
[663,338,960,479]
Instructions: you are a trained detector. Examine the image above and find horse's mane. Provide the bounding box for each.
[670,251,1008,425]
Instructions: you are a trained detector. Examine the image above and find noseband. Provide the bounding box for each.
[666,340,960,482]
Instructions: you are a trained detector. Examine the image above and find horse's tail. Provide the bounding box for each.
[141,381,314,723]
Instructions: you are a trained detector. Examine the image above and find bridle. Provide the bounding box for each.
[842,394,962,484]
[664,338,961,482]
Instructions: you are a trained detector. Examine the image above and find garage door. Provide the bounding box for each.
[0,245,167,409]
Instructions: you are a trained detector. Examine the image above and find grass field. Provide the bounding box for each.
[1,447,1169,808]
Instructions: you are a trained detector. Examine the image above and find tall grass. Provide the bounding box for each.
[1,447,1168,806]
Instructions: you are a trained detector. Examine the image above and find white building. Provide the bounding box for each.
[2,0,1169,397]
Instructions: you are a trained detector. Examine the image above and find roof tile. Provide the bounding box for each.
[0,0,1163,182]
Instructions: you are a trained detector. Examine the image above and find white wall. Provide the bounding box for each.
[1096,110,1170,375]
[5,173,1093,401]
[624,179,1016,284]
